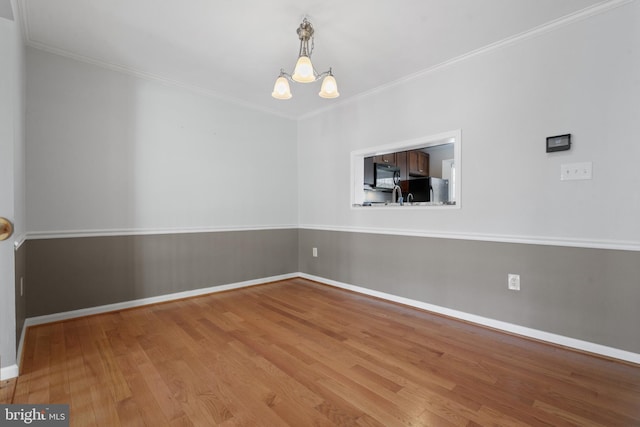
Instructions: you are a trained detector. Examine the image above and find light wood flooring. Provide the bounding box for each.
[5,278,640,426]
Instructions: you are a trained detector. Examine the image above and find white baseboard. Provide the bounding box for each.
[299,273,640,365]
[1,364,19,381]
[23,273,298,328]
[4,273,294,380]
[6,273,297,380]
[9,271,637,382]
[14,319,27,378]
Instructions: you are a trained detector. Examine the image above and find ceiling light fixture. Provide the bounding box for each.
[272,18,339,100]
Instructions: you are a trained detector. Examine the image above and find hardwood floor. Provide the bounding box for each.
[8,278,640,426]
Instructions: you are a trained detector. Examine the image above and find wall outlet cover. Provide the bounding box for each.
[508,274,520,291]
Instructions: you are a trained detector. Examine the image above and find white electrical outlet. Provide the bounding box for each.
[508,274,520,291]
[561,162,592,181]
[312,247,318,257]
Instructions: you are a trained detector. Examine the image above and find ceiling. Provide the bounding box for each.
[20,0,607,119]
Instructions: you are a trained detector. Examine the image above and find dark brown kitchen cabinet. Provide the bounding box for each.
[393,151,408,193]
[373,153,396,165]
[396,151,408,181]
[409,150,429,177]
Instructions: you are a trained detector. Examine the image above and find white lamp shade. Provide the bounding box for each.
[292,56,315,83]
[319,74,340,98]
[272,76,292,99]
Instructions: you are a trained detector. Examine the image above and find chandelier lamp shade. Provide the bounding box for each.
[271,18,340,100]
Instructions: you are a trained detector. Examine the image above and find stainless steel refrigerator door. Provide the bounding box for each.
[430,178,449,203]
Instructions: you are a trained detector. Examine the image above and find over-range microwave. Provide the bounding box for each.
[374,163,401,189]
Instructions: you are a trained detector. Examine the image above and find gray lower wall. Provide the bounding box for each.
[14,243,26,350]
[21,227,640,355]
[26,229,298,317]
[298,229,640,354]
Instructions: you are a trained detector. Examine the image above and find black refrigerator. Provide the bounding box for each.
[407,177,449,203]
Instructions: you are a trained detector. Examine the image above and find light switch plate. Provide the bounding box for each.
[561,162,592,181]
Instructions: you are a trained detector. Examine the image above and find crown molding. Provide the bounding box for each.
[24,40,298,121]
[19,0,632,122]
[18,0,297,122]
[299,0,634,120]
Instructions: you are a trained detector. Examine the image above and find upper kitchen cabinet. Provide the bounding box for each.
[408,150,429,177]
[396,151,409,192]
[373,153,396,165]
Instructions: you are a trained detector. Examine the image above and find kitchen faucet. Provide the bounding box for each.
[392,185,403,205]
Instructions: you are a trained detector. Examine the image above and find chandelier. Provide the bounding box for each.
[272,18,340,100]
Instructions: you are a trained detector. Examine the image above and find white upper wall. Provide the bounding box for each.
[26,48,299,234]
[22,1,640,247]
[297,1,640,249]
